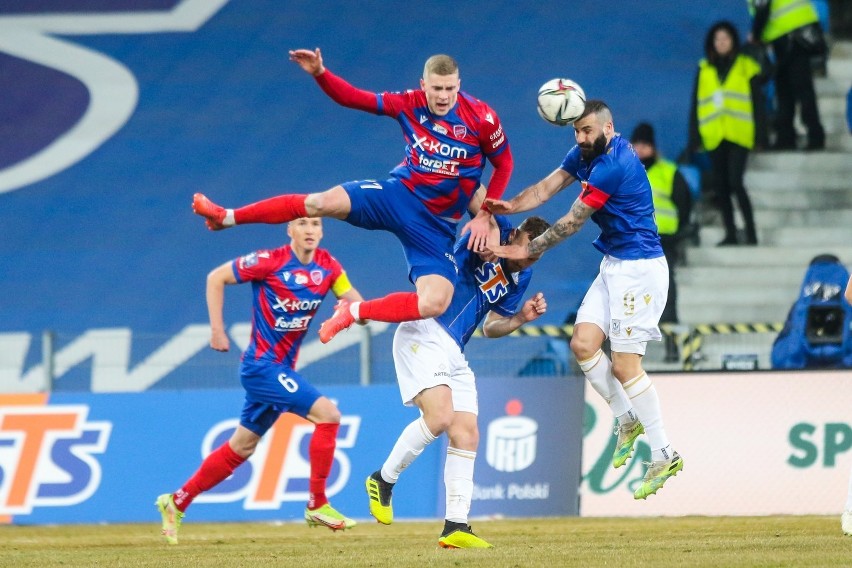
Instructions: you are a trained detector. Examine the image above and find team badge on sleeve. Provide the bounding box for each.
[239,252,258,269]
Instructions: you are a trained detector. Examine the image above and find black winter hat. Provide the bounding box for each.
[630,122,655,146]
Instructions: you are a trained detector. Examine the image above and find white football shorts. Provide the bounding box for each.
[392,318,478,415]
[576,255,669,355]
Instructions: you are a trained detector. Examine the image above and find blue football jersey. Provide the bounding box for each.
[560,134,663,260]
[436,216,532,350]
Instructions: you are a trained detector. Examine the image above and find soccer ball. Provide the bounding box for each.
[537,78,586,126]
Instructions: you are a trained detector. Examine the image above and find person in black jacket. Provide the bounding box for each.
[750,0,826,150]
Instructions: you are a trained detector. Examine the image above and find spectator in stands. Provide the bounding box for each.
[484,100,683,500]
[630,123,693,362]
[688,21,766,246]
[155,218,364,544]
[366,208,550,549]
[750,0,826,150]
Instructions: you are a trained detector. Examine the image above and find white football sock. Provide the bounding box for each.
[444,446,476,524]
[349,301,362,320]
[380,416,436,483]
[578,349,633,423]
[623,372,671,461]
[223,209,235,226]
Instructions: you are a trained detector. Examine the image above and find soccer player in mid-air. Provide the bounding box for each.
[366,191,550,548]
[485,100,683,499]
[193,47,512,344]
[156,217,363,544]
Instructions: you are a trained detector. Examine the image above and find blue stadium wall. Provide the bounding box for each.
[0,1,750,387]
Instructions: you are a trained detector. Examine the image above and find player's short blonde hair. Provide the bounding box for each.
[423,54,458,78]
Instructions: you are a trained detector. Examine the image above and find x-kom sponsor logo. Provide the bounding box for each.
[0,395,111,517]
[411,134,468,175]
[197,412,360,509]
[272,295,321,332]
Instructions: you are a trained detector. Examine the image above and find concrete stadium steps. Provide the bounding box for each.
[748,187,852,208]
[744,170,852,193]
[698,225,850,247]
[685,245,852,268]
[748,150,851,172]
[678,244,852,327]
[753,208,852,226]
[826,41,852,80]
[678,265,809,288]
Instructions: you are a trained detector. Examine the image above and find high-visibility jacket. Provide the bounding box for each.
[646,159,679,235]
[696,54,761,151]
[750,0,820,43]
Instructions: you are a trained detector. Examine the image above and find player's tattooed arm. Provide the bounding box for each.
[527,198,594,256]
[488,168,574,215]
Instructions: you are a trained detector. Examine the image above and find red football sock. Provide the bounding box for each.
[308,422,340,510]
[173,442,246,512]
[358,292,422,323]
[233,194,308,225]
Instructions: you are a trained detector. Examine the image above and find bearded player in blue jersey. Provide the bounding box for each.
[364,202,550,549]
[486,100,683,500]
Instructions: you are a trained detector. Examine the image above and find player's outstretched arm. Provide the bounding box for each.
[486,197,594,260]
[486,168,574,215]
[289,48,325,76]
[291,48,378,112]
[206,262,238,352]
[525,197,595,256]
[462,184,500,254]
[482,292,547,338]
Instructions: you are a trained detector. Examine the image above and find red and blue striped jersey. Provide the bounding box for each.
[377,89,509,221]
[232,246,345,367]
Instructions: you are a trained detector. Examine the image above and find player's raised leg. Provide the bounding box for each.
[614,361,683,499]
[367,414,439,524]
[319,274,453,343]
[572,322,643,468]
[192,186,352,230]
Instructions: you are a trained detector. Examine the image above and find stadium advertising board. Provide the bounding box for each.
[0,378,579,525]
[445,376,585,517]
[580,370,852,516]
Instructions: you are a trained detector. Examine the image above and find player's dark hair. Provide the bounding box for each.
[578,99,612,124]
[704,20,740,65]
[517,216,550,242]
[424,54,458,77]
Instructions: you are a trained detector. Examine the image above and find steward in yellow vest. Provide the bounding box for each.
[687,21,765,247]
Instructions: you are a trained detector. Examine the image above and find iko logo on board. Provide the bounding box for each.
[485,399,538,473]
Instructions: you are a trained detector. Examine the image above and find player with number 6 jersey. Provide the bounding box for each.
[193,48,513,346]
[155,218,364,544]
